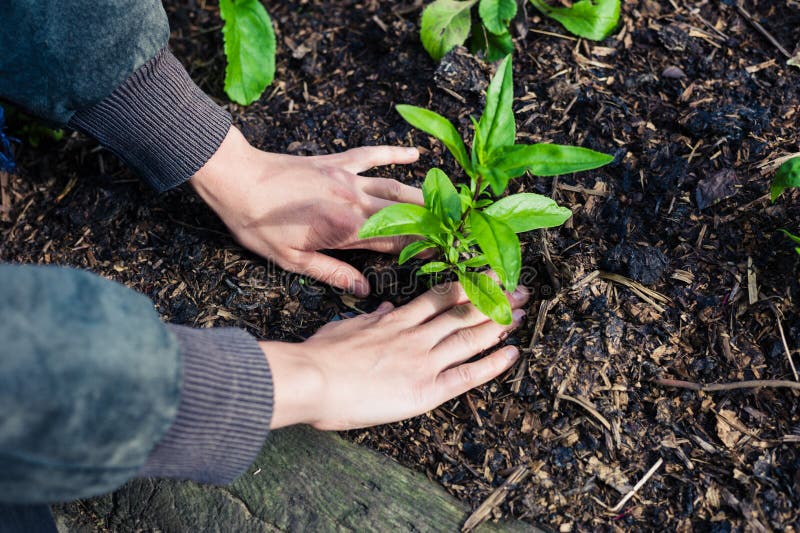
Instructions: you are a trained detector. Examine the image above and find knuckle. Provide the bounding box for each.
[456,327,477,348]
[456,365,473,386]
[383,179,404,200]
[448,303,472,320]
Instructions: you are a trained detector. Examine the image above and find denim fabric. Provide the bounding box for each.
[0,1,169,124]
[0,265,181,504]
[0,504,56,533]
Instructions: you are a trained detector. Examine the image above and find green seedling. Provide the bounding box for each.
[420,0,620,62]
[220,0,276,105]
[771,156,800,255]
[359,56,613,323]
[529,0,620,41]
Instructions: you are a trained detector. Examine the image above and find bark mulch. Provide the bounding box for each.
[2,1,799,530]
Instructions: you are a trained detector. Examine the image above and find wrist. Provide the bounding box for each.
[259,341,326,429]
[190,125,259,207]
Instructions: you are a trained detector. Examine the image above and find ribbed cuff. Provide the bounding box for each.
[68,46,232,192]
[139,326,273,485]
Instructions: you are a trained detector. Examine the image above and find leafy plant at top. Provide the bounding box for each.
[359,56,613,323]
[219,0,276,105]
[529,0,620,41]
[771,156,800,256]
[420,0,620,62]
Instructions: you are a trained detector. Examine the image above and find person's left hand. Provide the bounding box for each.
[191,126,423,296]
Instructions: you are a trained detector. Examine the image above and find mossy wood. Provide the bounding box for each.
[54,425,536,532]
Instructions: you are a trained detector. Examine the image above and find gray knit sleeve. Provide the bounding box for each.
[68,47,232,193]
[139,325,273,485]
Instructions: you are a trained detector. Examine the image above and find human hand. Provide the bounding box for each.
[191,126,423,296]
[261,282,530,430]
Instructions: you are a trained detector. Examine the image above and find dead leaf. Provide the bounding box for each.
[716,409,744,448]
[586,456,633,493]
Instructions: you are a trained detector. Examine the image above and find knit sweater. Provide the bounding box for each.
[0,1,275,503]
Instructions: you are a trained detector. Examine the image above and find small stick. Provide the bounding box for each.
[772,305,798,381]
[653,377,800,392]
[464,393,483,428]
[462,465,531,532]
[557,393,612,431]
[734,1,791,58]
[510,298,553,394]
[610,458,663,513]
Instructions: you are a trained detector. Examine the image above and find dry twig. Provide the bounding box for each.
[609,458,664,513]
[653,377,800,392]
[462,465,531,532]
[557,393,612,431]
[733,1,791,58]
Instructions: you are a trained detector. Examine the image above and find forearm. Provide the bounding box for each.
[0,265,273,504]
[0,1,231,192]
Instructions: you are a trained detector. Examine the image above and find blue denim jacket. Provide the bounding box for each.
[0,265,181,503]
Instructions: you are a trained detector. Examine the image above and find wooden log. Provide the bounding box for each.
[53,425,536,532]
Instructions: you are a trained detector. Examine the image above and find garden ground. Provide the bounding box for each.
[2,0,799,530]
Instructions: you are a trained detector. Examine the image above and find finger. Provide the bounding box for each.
[344,234,418,255]
[388,281,469,326]
[372,301,395,315]
[334,146,419,174]
[360,177,424,205]
[432,346,520,405]
[430,308,525,369]
[420,286,529,345]
[285,251,370,297]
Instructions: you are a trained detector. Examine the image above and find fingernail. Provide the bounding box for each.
[504,346,519,360]
[375,301,393,313]
[353,280,370,298]
[512,309,526,322]
[405,147,419,156]
[512,286,529,302]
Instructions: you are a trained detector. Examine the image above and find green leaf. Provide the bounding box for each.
[396,105,473,174]
[423,168,462,224]
[530,0,620,41]
[779,229,800,255]
[457,271,512,324]
[359,204,444,238]
[399,240,438,265]
[478,0,518,35]
[489,143,613,177]
[477,55,515,163]
[477,165,511,196]
[469,211,521,291]
[780,228,800,244]
[419,261,450,274]
[460,255,489,268]
[485,193,573,232]
[470,25,515,62]
[420,0,478,61]
[771,157,800,202]
[485,31,515,62]
[220,0,276,105]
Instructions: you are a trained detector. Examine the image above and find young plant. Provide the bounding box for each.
[220,0,276,105]
[771,156,800,255]
[420,0,620,62]
[359,56,613,323]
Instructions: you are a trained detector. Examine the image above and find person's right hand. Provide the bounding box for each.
[261,281,530,430]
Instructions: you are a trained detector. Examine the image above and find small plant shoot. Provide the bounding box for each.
[529,0,620,41]
[359,57,613,323]
[220,0,277,105]
[420,0,620,62]
[771,156,800,255]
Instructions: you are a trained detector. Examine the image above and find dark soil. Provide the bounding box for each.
[3,0,800,530]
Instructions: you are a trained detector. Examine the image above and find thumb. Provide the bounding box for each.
[288,251,370,297]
